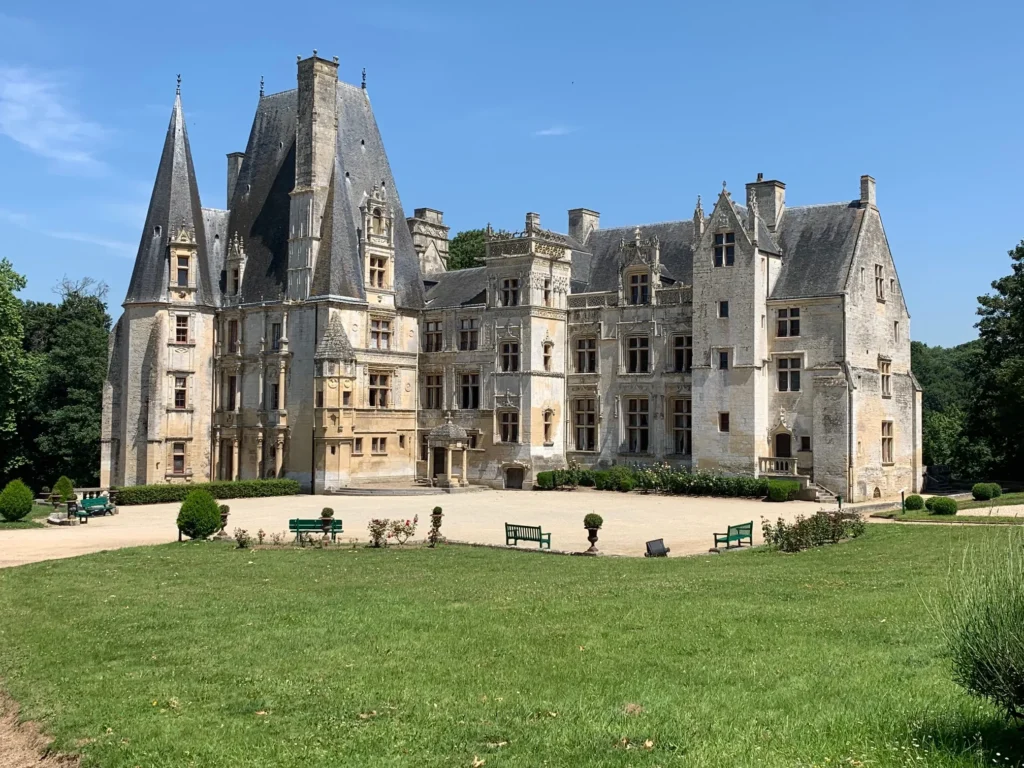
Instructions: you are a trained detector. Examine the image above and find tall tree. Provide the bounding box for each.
[0,259,28,477]
[447,229,488,271]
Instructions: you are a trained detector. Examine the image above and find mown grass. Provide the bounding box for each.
[0,503,52,529]
[958,491,1024,512]
[875,511,1024,525]
[0,525,1020,767]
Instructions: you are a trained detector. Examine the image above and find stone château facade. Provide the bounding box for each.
[101,57,922,502]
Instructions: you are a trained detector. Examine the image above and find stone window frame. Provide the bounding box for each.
[719,412,731,433]
[226,319,240,354]
[175,254,190,288]
[625,268,651,306]
[713,232,736,267]
[369,317,392,351]
[879,357,892,398]
[460,370,481,410]
[423,319,443,352]
[718,300,729,319]
[174,314,190,344]
[673,334,692,373]
[420,433,429,461]
[542,409,554,445]
[231,268,241,295]
[625,335,650,374]
[672,398,692,455]
[542,341,553,372]
[173,375,188,408]
[424,372,443,410]
[775,354,803,393]
[270,322,282,351]
[716,348,731,371]
[270,380,281,411]
[226,374,239,411]
[500,278,520,307]
[171,441,187,475]
[875,264,885,302]
[799,435,812,452]
[458,317,479,351]
[353,437,364,455]
[368,370,392,408]
[543,278,552,307]
[368,253,389,290]
[624,396,650,454]
[572,397,598,452]
[498,409,520,443]
[777,307,801,337]
[575,336,598,373]
[500,341,520,372]
[371,436,387,455]
[881,420,894,464]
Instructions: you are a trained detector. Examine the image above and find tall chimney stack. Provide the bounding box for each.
[568,208,600,243]
[226,152,244,205]
[860,175,876,208]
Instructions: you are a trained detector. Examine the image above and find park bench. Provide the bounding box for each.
[711,521,753,551]
[505,522,551,549]
[80,496,116,517]
[645,538,670,557]
[288,518,343,542]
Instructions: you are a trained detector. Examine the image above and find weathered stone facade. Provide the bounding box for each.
[102,60,921,502]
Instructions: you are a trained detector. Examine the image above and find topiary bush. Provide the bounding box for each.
[112,479,300,505]
[972,483,996,501]
[578,469,595,487]
[583,513,603,529]
[0,479,34,522]
[176,489,222,540]
[767,479,801,502]
[927,496,958,515]
[904,494,925,511]
[940,528,1024,723]
[535,471,555,490]
[53,476,75,502]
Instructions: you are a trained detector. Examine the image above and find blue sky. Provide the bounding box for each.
[1,0,1020,346]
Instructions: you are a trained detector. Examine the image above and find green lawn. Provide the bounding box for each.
[0,526,1020,767]
[957,491,1024,512]
[0,503,52,529]
[874,511,1024,524]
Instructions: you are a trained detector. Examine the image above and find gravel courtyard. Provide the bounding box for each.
[0,490,838,568]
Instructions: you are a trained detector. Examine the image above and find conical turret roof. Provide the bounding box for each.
[314,313,356,361]
[124,89,214,306]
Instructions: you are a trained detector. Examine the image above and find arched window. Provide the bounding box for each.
[543,410,553,444]
[371,208,384,236]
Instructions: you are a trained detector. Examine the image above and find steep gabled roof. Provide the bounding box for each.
[423,267,487,308]
[311,83,425,308]
[314,313,356,360]
[581,220,698,291]
[125,92,214,306]
[771,202,864,299]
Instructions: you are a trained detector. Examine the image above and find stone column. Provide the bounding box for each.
[256,434,264,478]
[446,446,453,486]
[275,435,284,478]
[213,430,221,480]
[231,439,240,481]
[427,444,434,484]
[461,447,467,486]
[278,364,286,411]
[258,362,265,411]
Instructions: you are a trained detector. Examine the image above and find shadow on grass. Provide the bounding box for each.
[915,712,1024,765]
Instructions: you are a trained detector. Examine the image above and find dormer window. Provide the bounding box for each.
[628,272,650,305]
[369,255,387,289]
[714,232,735,267]
[176,255,190,286]
[231,269,240,295]
[501,278,519,307]
[371,207,385,236]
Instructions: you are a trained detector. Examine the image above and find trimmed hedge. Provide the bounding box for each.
[535,471,555,490]
[971,483,1002,501]
[904,494,925,511]
[176,489,222,540]
[926,496,959,515]
[113,479,301,506]
[0,479,34,522]
[767,479,801,503]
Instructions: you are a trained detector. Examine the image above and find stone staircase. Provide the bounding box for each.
[810,483,840,505]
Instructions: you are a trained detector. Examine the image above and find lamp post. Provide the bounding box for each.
[901,488,906,513]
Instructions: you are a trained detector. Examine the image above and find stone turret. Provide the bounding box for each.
[407,208,450,273]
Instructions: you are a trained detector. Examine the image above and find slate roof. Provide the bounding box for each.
[314,313,356,360]
[423,267,487,309]
[125,93,215,306]
[202,208,229,304]
[772,202,865,299]
[429,416,468,441]
[583,220,698,291]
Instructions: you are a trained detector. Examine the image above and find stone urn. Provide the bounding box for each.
[585,527,600,554]
[583,513,603,555]
[320,508,335,534]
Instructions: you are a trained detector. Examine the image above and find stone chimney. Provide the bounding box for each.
[525,212,541,232]
[407,208,450,274]
[568,208,599,243]
[226,152,244,205]
[744,173,786,231]
[860,175,876,208]
[295,53,339,191]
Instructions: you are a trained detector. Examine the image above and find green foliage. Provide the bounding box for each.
[535,471,555,490]
[431,506,442,515]
[926,496,959,515]
[112,479,300,506]
[175,489,221,540]
[616,476,634,492]
[577,469,595,487]
[0,479,33,521]
[761,511,865,552]
[583,513,603,529]
[940,528,1024,722]
[972,483,1003,501]
[0,259,29,477]
[446,228,487,271]
[52,475,75,502]
[767,479,801,502]
[904,494,925,511]
[320,507,334,518]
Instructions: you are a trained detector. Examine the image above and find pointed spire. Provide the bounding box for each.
[124,88,211,307]
[259,75,264,98]
[361,67,367,89]
[176,74,181,95]
[314,313,356,361]
[694,194,704,220]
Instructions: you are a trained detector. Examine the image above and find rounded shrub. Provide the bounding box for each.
[0,479,34,522]
[972,483,995,501]
[767,480,800,502]
[927,496,958,515]
[578,469,596,487]
[535,471,555,490]
[904,494,925,511]
[432,506,443,515]
[321,507,334,518]
[583,513,603,529]
[616,476,635,493]
[176,489,222,540]
[53,476,75,502]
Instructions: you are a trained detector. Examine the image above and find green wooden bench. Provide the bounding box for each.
[289,518,343,542]
[80,496,116,516]
[505,522,551,549]
[712,521,753,551]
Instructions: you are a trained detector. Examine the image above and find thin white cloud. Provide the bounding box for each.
[0,67,107,171]
[533,124,577,137]
[0,206,133,257]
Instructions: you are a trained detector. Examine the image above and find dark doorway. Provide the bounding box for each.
[775,432,792,458]
[432,447,447,479]
[505,467,524,490]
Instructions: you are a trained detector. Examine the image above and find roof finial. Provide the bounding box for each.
[722,180,727,191]
[361,67,367,89]
[176,74,181,95]
[695,194,704,219]
[313,48,318,57]
[259,75,264,98]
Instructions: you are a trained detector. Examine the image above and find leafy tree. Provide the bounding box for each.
[0,478,33,521]
[446,228,488,271]
[0,259,29,476]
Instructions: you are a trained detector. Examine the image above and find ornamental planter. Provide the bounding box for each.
[585,526,600,555]
[321,517,333,534]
